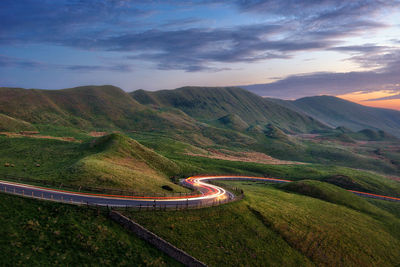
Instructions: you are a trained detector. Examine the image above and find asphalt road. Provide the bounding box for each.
[0,175,399,208]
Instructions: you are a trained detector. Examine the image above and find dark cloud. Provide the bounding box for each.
[364,93,400,101]
[161,18,205,28]
[243,49,400,99]
[0,55,132,73]
[0,0,397,72]
[329,44,387,53]
[0,0,152,45]
[0,0,398,72]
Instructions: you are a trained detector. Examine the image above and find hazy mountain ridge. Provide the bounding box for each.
[270,95,400,137]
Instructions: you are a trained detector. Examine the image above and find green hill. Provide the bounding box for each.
[279,180,389,216]
[0,133,186,194]
[127,182,400,266]
[66,133,185,193]
[0,85,201,132]
[216,114,249,131]
[131,87,329,134]
[0,113,36,132]
[280,95,400,137]
[0,194,180,266]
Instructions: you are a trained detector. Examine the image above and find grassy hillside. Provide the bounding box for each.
[0,85,141,129]
[1,85,399,176]
[0,133,187,194]
[130,133,400,196]
[0,113,36,131]
[126,182,400,266]
[279,180,389,216]
[131,87,329,134]
[0,193,180,266]
[68,133,185,193]
[284,95,400,137]
[0,86,202,133]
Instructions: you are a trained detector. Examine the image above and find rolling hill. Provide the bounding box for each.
[0,85,201,132]
[131,86,329,134]
[67,133,184,193]
[272,95,400,137]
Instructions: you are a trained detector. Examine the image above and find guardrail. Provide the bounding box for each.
[0,180,245,211]
[1,175,193,198]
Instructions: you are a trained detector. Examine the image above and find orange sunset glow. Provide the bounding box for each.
[337,90,400,111]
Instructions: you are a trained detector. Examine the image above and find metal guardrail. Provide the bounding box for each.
[1,175,193,198]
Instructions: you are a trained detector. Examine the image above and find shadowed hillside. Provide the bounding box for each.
[131,87,329,134]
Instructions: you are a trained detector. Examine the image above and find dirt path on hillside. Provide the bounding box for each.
[0,132,81,143]
[185,149,305,165]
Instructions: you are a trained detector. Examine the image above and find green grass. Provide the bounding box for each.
[0,135,88,181]
[125,182,400,266]
[0,193,181,266]
[0,113,36,131]
[278,180,391,217]
[67,133,187,193]
[0,134,189,194]
[34,124,93,141]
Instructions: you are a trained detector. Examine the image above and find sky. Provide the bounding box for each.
[1,0,400,110]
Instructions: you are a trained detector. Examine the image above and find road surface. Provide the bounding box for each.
[0,175,399,208]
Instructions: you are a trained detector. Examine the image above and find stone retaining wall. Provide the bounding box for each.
[109,211,207,267]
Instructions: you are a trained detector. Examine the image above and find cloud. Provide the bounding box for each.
[161,18,205,28]
[0,0,395,72]
[243,49,400,99]
[0,55,132,73]
[364,93,400,101]
[329,44,388,54]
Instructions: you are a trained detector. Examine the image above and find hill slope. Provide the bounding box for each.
[277,95,400,137]
[131,87,329,134]
[0,85,202,132]
[67,133,185,193]
[0,113,36,131]
[0,194,180,266]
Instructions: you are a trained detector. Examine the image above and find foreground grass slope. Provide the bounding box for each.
[0,193,180,266]
[127,182,400,266]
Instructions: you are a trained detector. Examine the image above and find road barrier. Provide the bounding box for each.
[1,175,193,198]
[0,181,245,211]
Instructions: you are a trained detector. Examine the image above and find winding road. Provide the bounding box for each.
[0,176,399,208]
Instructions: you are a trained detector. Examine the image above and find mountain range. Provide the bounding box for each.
[1,85,399,174]
[2,85,399,136]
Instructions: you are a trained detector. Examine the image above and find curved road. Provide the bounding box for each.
[0,176,399,208]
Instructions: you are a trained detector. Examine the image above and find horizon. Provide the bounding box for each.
[3,83,400,112]
[1,1,400,110]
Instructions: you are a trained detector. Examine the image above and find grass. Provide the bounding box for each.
[278,180,391,217]
[0,134,189,194]
[0,193,181,266]
[67,133,188,193]
[0,113,36,131]
[1,131,399,197]
[125,181,400,266]
[0,135,87,181]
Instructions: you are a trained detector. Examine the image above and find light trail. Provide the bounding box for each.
[0,175,399,208]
